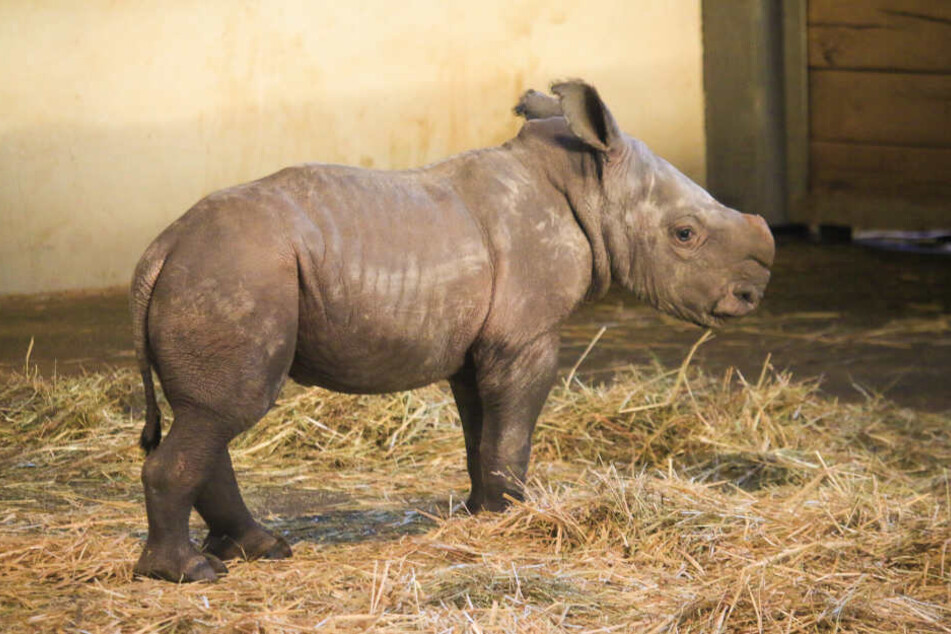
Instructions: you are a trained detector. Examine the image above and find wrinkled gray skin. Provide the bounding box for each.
[130,81,774,582]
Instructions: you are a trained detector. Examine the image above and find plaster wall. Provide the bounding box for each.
[0,0,705,294]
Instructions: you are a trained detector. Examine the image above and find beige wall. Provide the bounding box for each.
[0,0,704,295]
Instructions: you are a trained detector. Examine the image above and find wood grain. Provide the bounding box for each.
[809,0,951,25]
[804,0,950,226]
[810,141,951,200]
[809,23,950,72]
[800,191,950,229]
[810,70,951,146]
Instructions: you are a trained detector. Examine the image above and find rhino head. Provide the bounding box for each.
[517,81,775,327]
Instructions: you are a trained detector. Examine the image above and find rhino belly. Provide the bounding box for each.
[289,257,492,394]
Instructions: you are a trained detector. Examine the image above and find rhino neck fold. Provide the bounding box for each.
[553,150,613,302]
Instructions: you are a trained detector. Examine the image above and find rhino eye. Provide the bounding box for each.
[675,227,694,243]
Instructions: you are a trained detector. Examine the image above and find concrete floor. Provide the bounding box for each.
[1,238,949,411]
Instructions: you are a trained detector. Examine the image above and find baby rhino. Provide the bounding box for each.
[131,80,774,582]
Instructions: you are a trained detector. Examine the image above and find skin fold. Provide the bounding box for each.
[130,80,775,582]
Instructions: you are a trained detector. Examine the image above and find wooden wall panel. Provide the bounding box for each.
[810,141,951,200]
[805,0,950,228]
[810,71,951,147]
[809,22,950,72]
[808,0,951,24]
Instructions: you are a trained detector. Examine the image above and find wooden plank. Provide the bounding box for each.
[809,0,951,25]
[810,141,951,200]
[809,22,951,73]
[810,70,951,146]
[800,191,950,230]
[804,1,951,230]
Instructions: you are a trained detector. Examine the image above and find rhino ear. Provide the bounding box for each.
[551,80,623,154]
[514,89,563,120]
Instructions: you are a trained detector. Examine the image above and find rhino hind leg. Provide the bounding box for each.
[135,265,299,582]
[197,449,292,562]
[134,402,292,582]
[134,411,234,582]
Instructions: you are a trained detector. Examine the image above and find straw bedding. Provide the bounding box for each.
[1,339,948,632]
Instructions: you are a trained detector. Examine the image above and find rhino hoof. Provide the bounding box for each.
[134,548,226,583]
[204,552,229,575]
[181,556,223,583]
[263,536,293,560]
[203,526,292,562]
[463,496,484,515]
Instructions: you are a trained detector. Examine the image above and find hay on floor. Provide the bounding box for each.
[1,342,948,632]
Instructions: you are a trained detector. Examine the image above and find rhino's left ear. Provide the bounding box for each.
[514,89,563,120]
[551,80,623,154]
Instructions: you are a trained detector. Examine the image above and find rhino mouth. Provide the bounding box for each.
[687,284,766,328]
[665,304,730,329]
[659,278,767,329]
[702,312,734,328]
[691,311,740,329]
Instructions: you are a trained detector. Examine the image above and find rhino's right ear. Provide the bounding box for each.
[551,81,623,154]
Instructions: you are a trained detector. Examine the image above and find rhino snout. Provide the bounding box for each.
[713,281,764,319]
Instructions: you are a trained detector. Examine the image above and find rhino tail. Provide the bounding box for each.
[138,367,161,454]
[130,242,168,455]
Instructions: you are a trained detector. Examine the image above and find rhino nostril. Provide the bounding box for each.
[713,284,761,318]
[734,287,756,306]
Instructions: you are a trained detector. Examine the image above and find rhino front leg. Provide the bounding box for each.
[450,356,485,512]
[473,333,559,512]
